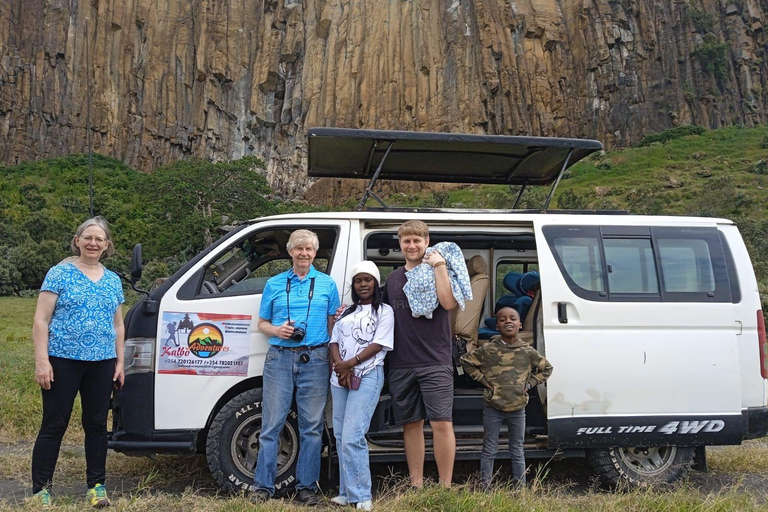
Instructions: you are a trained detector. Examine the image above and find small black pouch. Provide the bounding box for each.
[453,334,468,375]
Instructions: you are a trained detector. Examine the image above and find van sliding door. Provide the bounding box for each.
[536,223,742,448]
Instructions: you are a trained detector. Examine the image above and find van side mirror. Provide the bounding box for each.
[112,244,150,297]
[131,244,143,284]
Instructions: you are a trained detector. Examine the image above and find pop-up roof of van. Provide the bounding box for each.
[307,128,602,185]
[306,128,603,210]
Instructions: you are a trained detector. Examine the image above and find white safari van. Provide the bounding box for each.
[111,129,768,490]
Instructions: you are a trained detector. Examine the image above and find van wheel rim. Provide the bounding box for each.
[231,415,299,478]
[617,446,677,476]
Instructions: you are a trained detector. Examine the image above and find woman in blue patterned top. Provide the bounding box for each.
[30,217,125,508]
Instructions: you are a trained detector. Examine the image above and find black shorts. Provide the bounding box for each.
[388,365,454,425]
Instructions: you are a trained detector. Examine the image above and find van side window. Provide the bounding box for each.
[495,262,539,303]
[657,239,714,293]
[547,227,607,300]
[543,225,733,302]
[651,227,731,302]
[554,240,604,291]
[603,238,658,294]
[195,227,338,297]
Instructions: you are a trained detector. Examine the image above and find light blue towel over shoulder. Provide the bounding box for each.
[403,241,473,318]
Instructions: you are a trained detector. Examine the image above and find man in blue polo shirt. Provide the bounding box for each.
[252,229,340,506]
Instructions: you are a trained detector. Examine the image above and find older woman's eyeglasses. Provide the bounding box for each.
[81,236,107,244]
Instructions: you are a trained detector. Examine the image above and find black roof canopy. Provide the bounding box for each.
[307,128,602,185]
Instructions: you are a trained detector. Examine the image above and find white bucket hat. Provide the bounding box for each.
[350,260,381,286]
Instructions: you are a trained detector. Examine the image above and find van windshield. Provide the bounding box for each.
[200,229,334,296]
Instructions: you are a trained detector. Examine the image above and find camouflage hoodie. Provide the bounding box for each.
[460,335,553,412]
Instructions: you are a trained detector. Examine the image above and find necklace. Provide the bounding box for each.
[76,260,101,268]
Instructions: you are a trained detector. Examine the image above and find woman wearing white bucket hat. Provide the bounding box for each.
[329,261,394,511]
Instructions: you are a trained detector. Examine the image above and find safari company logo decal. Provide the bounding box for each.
[188,323,225,358]
[158,312,251,376]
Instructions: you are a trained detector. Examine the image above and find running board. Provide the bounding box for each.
[363,447,585,463]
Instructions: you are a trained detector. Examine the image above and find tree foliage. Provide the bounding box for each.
[142,157,278,253]
[0,154,284,295]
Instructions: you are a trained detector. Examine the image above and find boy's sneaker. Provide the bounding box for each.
[356,500,373,511]
[86,483,111,507]
[330,495,349,506]
[30,489,52,509]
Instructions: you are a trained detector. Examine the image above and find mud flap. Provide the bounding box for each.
[692,446,708,473]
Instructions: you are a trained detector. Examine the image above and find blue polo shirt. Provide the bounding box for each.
[259,265,340,347]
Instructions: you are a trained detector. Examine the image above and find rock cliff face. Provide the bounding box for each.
[1,0,766,199]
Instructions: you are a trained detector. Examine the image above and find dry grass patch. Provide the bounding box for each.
[3,484,766,512]
[2,459,768,512]
[2,492,303,512]
[708,439,768,473]
[382,483,765,512]
[0,450,211,487]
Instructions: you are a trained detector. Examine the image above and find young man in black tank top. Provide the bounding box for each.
[385,220,457,488]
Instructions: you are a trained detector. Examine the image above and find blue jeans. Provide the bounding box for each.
[254,345,330,494]
[331,366,384,503]
[480,406,526,486]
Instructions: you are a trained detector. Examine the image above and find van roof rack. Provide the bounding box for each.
[306,128,603,211]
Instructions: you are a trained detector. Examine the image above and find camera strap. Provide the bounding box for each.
[286,276,315,326]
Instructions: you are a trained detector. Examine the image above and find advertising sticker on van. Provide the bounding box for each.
[158,311,251,376]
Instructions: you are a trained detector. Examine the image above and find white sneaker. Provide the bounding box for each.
[356,500,373,511]
[330,495,349,506]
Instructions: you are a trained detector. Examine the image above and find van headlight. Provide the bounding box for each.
[124,337,155,375]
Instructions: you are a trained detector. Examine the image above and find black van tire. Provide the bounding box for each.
[588,446,694,487]
[206,388,300,494]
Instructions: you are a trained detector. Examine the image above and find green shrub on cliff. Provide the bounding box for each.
[687,7,715,34]
[635,125,707,147]
[693,37,730,86]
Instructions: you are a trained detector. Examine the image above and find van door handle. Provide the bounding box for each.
[558,302,568,324]
[735,321,742,335]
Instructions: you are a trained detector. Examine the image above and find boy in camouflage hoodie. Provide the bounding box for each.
[460,305,553,487]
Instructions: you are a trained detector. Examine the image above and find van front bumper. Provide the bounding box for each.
[743,407,768,440]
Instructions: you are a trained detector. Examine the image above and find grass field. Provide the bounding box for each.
[0,297,92,445]
[2,488,767,512]
[3,296,768,510]
[0,296,56,443]
[2,455,768,511]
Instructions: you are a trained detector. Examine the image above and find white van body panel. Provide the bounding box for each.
[718,224,766,409]
[533,216,741,420]
[154,219,350,430]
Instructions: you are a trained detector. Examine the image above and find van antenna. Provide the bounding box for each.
[85,16,94,218]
